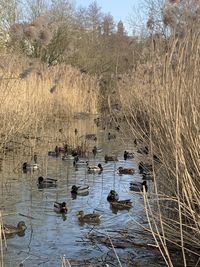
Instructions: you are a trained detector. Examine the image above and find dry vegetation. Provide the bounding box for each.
[116,30,200,266]
[0,55,99,149]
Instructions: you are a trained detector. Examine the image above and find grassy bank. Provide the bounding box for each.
[0,55,99,149]
[117,32,200,265]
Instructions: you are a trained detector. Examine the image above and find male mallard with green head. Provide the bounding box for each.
[87,163,103,173]
[54,202,68,213]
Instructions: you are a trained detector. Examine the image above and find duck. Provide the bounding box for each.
[87,163,103,173]
[71,185,89,195]
[124,151,134,160]
[129,181,148,192]
[138,161,153,174]
[48,151,59,157]
[85,134,97,141]
[22,162,39,171]
[110,200,132,210]
[108,132,116,140]
[137,146,149,155]
[92,146,102,157]
[73,158,89,167]
[118,167,135,175]
[115,125,120,131]
[37,176,57,188]
[62,154,74,160]
[104,155,118,163]
[107,190,119,202]
[1,221,27,237]
[77,211,102,223]
[142,172,154,181]
[153,154,161,163]
[53,202,68,213]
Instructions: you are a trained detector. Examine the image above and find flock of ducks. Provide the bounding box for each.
[3,123,158,237]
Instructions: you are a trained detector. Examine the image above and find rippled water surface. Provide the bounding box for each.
[0,118,165,266]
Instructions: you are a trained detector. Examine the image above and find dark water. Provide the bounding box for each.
[0,118,165,267]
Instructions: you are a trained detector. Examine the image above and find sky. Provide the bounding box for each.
[75,0,141,33]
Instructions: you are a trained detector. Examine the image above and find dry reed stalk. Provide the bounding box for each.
[0,57,99,147]
[0,211,7,267]
[116,26,200,265]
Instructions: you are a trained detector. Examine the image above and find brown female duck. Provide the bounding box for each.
[1,221,27,237]
[118,167,135,175]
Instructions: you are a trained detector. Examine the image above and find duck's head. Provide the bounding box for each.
[118,167,123,171]
[38,176,44,184]
[22,162,27,169]
[61,202,67,208]
[71,185,78,193]
[110,190,117,195]
[97,163,103,171]
[17,221,27,231]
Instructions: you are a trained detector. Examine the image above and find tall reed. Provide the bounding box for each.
[0,55,99,148]
[117,30,200,266]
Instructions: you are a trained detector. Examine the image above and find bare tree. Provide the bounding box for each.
[102,13,115,36]
[86,1,102,32]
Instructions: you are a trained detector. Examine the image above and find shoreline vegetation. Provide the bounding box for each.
[115,31,200,266]
[0,56,99,151]
[0,0,199,266]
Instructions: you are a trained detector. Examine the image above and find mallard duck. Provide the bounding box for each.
[71,185,89,195]
[108,132,116,140]
[77,211,101,223]
[138,161,152,174]
[107,190,119,202]
[115,125,120,131]
[137,146,149,155]
[153,154,161,163]
[37,176,57,188]
[142,172,154,181]
[124,151,134,160]
[118,167,135,175]
[75,160,89,167]
[85,134,97,141]
[48,151,59,157]
[104,155,118,163]
[22,162,39,171]
[87,163,103,173]
[62,154,74,160]
[53,202,67,213]
[129,181,148,192]
[1,221,27,236]
[110,200,132,210]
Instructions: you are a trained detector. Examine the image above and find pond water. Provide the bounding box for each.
[0,117,166,267]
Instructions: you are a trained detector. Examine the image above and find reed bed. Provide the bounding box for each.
[116,31,200,266]
[0,55,99,149]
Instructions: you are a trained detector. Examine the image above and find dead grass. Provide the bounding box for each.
[0,55,99,148]
[116,30,200,266]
